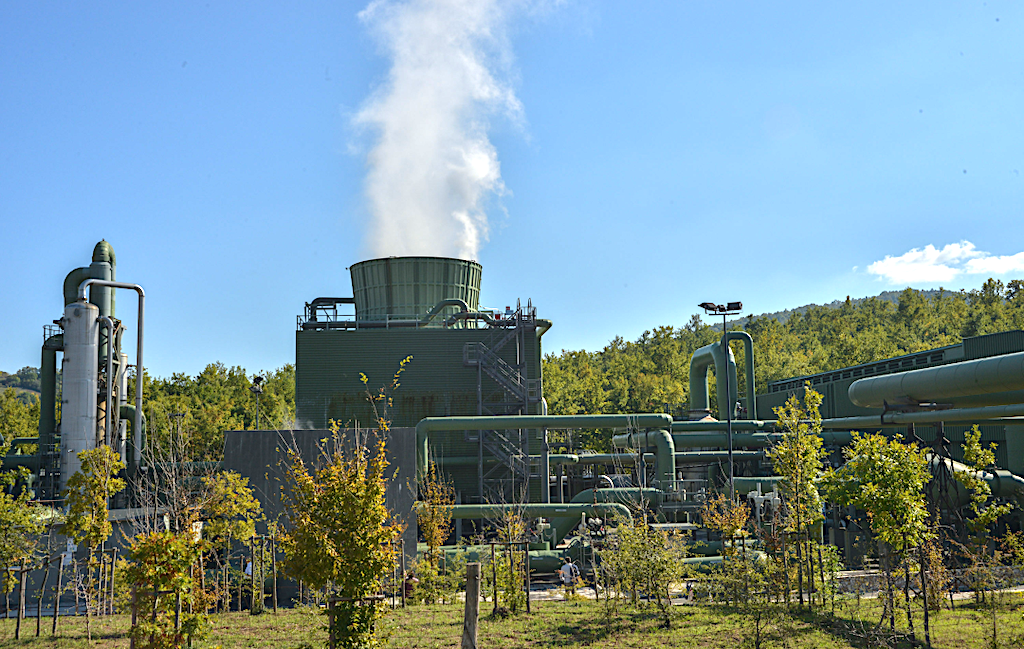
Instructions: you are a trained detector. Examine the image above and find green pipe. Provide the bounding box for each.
[726,331,757,417]
[38,333,62,458]
[670,420,768,432]
[575,452,643,465]
[427,502,633,545]
[676,450,764,463]
[121,405,146,475]
[849,350,1024,409]
[688,332,755,418]
[927,453,1024,507]
[689,342,736,417]
[673,432,776,448]
[2,455,42,472]
[561,488,662,542]
[421,298,468,323]
[611,430,675,488]
[574,451,763,465]
[415,413,673,480]
[732,476,785,494]
[821,403,1024,430]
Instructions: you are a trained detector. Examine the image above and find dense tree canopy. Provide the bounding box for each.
[133,363,295,461]
[542,280,1024,419]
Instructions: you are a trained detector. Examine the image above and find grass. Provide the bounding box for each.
[3,594,1024,649]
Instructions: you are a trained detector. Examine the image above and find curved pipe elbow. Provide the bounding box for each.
[688,342,738,418]
[422,298,469,324]
[725,331,756,417]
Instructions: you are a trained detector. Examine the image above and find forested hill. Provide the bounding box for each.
[720,289,942,329]
[542,279,1024,420]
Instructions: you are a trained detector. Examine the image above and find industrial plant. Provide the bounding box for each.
[7,242,1024,578]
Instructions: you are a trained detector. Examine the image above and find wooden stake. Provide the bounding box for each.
[271,535,278,613]
[53,557,64,636]
[15,567,27,640]
[37,554,50,636]
[460,563,480,649]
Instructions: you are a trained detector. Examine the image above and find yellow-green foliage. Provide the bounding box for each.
[63,445,126,549]
[700,493,750,544]
[822,432,930,553]
[279,430,401,648]
[956,425,1013,537]
[0,386,39,448]
[767,385,827,533]
[125,531,209,649]
[136,363,295,462]
[201,470,264,553]
[416,461,454,566]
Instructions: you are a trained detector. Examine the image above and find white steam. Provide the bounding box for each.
[355,0,525,260]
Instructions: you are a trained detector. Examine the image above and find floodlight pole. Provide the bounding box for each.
[722,311,735,501]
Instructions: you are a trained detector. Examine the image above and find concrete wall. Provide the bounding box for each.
[222,427,417,559]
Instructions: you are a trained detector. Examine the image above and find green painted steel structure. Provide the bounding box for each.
[296,256,548,503]
[754,330,1024,473]
[350,257,482,323]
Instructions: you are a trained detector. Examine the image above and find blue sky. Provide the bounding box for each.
[2,1,1022,378]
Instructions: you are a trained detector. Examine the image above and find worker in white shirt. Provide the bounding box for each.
[558,557,580,594]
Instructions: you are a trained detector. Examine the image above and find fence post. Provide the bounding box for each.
[53,556,65,635]
[271,535,278,613]
[130,586,137,649]
[524,544,531,614]
[37,554,50,636]
[400,539,406,608]
[327,599,336,649]
[461,563,480,649]
[15,566,27,640]
[490,543,497,615]
[109,547,119,615]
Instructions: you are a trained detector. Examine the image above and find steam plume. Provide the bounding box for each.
[355,0,524,260]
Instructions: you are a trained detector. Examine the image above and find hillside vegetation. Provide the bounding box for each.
[543,278,1024,418]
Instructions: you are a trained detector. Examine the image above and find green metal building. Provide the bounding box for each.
[295,256,552,503]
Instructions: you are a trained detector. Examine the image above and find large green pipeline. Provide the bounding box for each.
[427,502,633,545]
[572,450,764,466]
[928,453,1024,507]
[611,430,675,488]
[688,332,757,419]
[689,342,735,418]
[415,414,673,479]
[849,350,1024,409]
[38,333,63,456]
[671,420,767,432]
[121,405,146,476]
[820,403,1024,429]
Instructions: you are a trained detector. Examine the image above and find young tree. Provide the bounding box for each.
[822,433,930,635]
[279,427,401,649]
[125,530,208,649]
[0,430,42,622]
[766,384,828,609]
[63,445,126,640]
[201,471,263,554]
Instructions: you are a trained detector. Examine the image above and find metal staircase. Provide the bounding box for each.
[461,301,543,501]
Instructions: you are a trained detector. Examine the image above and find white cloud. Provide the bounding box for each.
[867,241,981,284]
[868,241,1024,284]
[965,252,1024,275]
